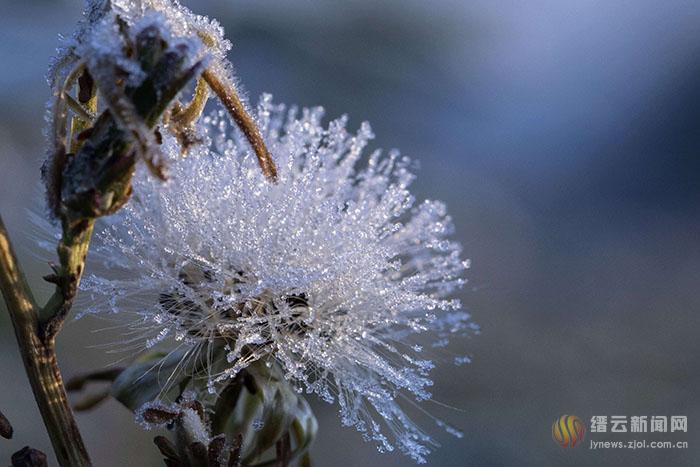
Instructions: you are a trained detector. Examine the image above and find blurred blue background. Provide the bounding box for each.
[1,0,699,465]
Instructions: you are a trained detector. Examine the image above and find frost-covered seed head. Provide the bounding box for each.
[40,0,476,463]
[78,95,475,463]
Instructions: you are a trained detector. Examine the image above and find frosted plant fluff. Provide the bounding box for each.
[55,2,475,463]
[80,96,475,462]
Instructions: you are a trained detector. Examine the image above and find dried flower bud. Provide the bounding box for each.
[56,17,204,220]
[43,5,207,222]
[0,409,12,439]
[103,347,315,466]
[11,447,48,467]
[138,395,243,466]
[211,361,317,465]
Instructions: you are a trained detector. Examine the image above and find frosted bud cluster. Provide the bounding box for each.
[44,0,236,186]
[48,0,230,91]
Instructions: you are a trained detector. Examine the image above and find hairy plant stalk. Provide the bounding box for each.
[202,69,278,181]
[0,215,92,466]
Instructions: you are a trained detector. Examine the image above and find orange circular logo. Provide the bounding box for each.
[552,415,585,448]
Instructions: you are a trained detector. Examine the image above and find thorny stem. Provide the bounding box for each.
[202,68,278,181]
[0,215,92,466]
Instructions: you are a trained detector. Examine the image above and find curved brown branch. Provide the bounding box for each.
[0,215,91,466]
[202,69,278,181]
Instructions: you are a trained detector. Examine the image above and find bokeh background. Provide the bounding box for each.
[1,0,699,465]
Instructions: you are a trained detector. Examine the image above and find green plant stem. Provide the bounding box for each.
[0,215,92,466]
[41,218,95,338]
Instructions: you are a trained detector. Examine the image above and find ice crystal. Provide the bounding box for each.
[76,95,474,462]
[252,419,265,432]
[454,355,472,366]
